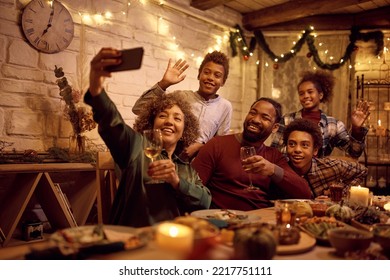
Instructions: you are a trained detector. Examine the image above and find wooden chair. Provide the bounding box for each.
[96,151,118,224]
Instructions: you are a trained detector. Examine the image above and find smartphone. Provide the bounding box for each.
[105,47,144,72]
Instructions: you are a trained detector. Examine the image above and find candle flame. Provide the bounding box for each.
[168,226,179,237]
[378,120,381,126]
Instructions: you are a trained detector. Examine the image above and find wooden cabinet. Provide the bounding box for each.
[356,75,390,194]
[0,163,97,246]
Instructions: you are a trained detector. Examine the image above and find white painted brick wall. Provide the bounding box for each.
[0,0,248,151]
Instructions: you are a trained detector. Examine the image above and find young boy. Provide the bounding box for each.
[283,119,368,197]
[132,51,232,159]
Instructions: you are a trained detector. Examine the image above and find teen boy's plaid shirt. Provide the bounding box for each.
[271,110,368,158]
[301,157,368,197]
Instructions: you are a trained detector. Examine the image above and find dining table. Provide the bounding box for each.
[0,207,348,260]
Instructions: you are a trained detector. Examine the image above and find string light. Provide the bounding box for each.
[231,24,384,70]
[60,0,229,66]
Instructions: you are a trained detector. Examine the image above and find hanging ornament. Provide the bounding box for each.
[243,55,249,61]
[306,52,313,58]
[273,63,279,70]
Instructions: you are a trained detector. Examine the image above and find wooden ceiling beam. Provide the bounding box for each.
[242,0,374,30]
[190,0,234,10]
[257,6,390,32]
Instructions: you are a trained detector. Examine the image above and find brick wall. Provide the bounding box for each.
[0,0,256,152]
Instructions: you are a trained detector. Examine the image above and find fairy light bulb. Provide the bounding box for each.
[94,14,105,24]
[104,11,113,19]
[82,14,93,24]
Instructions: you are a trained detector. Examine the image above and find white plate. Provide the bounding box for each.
[50,225,147,250]
[191,209,261,225]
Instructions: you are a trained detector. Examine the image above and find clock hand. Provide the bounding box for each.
[42,7,55,36]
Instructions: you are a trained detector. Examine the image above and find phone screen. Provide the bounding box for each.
[105,47,144,72]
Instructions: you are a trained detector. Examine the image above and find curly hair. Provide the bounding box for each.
[198,51,229,84]
[283,119,323,150]
[133,94,199,149]
[297,70,335,103]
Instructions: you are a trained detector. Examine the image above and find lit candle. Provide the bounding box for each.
[349,185,370,207]
[155,222,194,256]
[376,120,385,136]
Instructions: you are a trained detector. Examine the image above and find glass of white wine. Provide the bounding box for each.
[143,129,163,183]
[240,146,258,191]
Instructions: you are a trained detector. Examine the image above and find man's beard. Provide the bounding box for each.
[242,127,265,143]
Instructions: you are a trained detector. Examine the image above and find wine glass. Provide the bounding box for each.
[240,146,258,191]
[143,129,163,183]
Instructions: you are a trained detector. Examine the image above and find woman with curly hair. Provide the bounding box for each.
[85,48,211,227]
[271,70,370,159]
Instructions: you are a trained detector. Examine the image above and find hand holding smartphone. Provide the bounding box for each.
[105,47,144,72]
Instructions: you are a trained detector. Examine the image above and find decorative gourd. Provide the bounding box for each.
[233,227,277,259]
[325,202,354,223]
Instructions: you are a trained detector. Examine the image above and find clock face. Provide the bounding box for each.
[22,0,74,53]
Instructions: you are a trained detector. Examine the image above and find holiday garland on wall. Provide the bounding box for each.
[230,25,384,70]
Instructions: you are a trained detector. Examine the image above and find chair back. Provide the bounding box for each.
[96,151,118,224]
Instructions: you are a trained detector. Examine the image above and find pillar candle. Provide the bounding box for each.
[376,120,385,136]
[155,222,194,256]
[349,186,370,207]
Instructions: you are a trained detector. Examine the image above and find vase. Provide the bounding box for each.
[69,134,86,154]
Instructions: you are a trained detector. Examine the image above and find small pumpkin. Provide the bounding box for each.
[325,202,354,223]
[233,227,277,260]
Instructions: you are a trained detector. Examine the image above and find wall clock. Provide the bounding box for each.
[21,0,74,53]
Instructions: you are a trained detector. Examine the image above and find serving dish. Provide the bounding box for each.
[50,225,147,251]
[191,209,260,226]
[298,216,349,245]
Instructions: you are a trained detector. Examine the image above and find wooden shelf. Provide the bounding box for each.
[0,163,97,247]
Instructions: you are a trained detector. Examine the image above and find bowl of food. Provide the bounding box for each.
[371,223,390,254]
[173,215,220,245]
[328,228,373,256]
[308,200,330,217]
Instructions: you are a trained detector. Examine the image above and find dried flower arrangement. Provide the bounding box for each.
[54,65,96,153]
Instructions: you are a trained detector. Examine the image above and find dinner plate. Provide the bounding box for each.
[50,225,147,250]
[191,209,261,225]
[276,231,316,255]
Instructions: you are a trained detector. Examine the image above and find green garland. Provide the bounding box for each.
[230,24,384,70]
